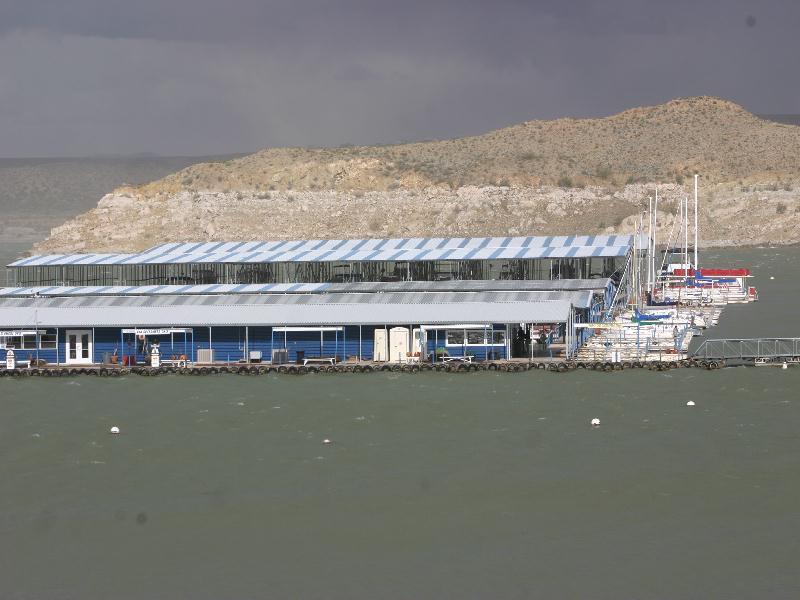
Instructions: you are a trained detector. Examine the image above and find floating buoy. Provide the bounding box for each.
[590,418,600,427]
[322,438,332,444]
[110,426,120,434]
[686,400,695,406]
[770,276,775,280]
[782,363,788,370]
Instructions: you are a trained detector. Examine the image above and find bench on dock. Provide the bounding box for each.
[302,357,337,366]
[438,355,474,364]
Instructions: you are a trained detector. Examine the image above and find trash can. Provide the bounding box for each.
[102,352,112,364]
[295,350,305,364]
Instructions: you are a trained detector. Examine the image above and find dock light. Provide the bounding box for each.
[590,418,600,427]
[687,400,696,406]
[110,426,120,434]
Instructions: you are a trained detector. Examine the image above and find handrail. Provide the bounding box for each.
[692,338,800,360]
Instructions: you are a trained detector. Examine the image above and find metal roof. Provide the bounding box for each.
[9,234,634,267]
[0,291,578,327]
[0,283,330,298]
[0,278,610,298]
[326,278,611,294]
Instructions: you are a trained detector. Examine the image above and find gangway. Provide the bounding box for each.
[692,338,800,364]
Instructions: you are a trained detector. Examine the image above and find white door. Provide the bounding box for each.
[373,329,387,362]
[66,330,93,364]
[389,327,410,363]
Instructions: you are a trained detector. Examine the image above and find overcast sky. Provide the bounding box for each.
[1,0,798,157]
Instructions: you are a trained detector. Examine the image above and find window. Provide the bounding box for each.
[446,330,464,345]
[1,334,55,349]
[445,329,507,346]
[467,330,484,345]
[39,334,57,349]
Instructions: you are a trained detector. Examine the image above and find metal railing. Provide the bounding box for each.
[692,338,800,360]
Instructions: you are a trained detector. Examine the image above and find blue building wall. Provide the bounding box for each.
[1,323,514,366]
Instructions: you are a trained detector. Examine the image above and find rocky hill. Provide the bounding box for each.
[0,155,240,245]
[30,96,800,254]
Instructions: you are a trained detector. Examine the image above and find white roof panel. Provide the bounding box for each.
[8,234,637,267]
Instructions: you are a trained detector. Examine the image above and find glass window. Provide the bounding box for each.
[22,335,37,349]
[446,330,464,345]
[40,334,57,349]
[492,330,506,345]
[467,330,485,345]
[4,336,21,349]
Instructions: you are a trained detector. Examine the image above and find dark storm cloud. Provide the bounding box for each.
[0,0,798,156]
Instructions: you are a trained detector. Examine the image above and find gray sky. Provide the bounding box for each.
[1,0,798,157]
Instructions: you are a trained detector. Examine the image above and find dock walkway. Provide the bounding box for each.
[691,338,800,365]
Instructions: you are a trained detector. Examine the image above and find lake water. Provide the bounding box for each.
[1,245,800,599]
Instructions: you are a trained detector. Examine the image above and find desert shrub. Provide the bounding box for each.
[557,175,573,188]
[595,166,612,180]
[776,202,787,214]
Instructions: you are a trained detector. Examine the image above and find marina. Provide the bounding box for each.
[0,183,763,373]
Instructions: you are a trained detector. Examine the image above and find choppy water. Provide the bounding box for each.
[1,246,800,599]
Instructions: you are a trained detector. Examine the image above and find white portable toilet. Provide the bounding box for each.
[150,345,161,368]
[5,348,15,370]
[389,327,410,363]
[373,328,388,362]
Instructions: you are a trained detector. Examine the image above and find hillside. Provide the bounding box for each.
[28,97,800,254]
[0,155,241,245]
[138,96,800,195]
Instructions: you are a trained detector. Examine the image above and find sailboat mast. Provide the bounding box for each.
[694,174,699,270]
[653,186,659,294]
[647,195,653,293]
[684,196,689,272]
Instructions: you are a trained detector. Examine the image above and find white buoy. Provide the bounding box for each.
[687,400,696,406]
[110,426,120,434]
[782,363,788,370]
[322,438,332,444]
[770,276,775,280]
[590,418,600,427]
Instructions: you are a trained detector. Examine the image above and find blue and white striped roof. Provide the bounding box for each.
[0,283,331,298]
[9,234,635,267]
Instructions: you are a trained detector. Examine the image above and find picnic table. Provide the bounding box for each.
[303,357,337,366]
[438,355,474,364]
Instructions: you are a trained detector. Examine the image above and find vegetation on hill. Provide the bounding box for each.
[138,97,800,197]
